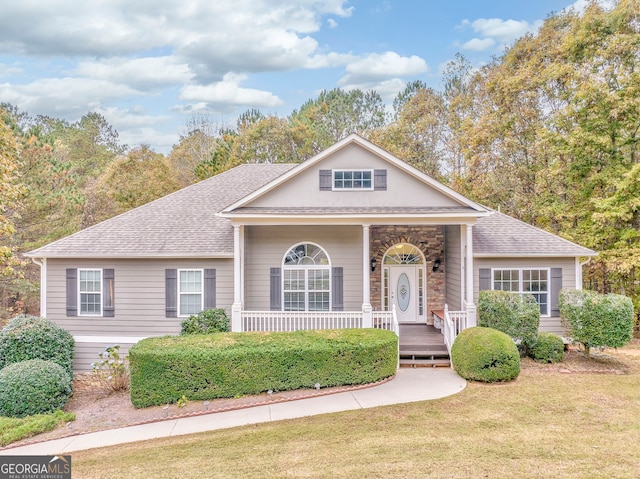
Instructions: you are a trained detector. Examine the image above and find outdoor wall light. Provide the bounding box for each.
[370,258,377,272]
[432,259,441,272]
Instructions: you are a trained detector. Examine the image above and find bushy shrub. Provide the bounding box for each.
[129,329,398,408]
[559,289,634,357]
[529,332,565,363]
[92,344,129,393]
[0,315,74,376]
[181,308,230,335]
[0,359,73,418]
[478,290,540,353]
[451,327,520,382]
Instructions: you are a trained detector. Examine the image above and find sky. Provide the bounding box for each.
[0,0,595,154]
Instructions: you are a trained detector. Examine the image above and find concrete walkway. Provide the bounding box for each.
[1,368,466,456]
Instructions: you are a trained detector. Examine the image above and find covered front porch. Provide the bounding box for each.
[235,303,473,364]
[229,222,479,359]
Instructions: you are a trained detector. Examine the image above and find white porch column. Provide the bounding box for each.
[465,224,477,327]
[231,224,242,332]
[362,224,373,328]
[32,258,47,317]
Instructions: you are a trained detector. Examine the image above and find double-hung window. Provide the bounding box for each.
[179,269,203,316]
[493,268,549,315]
[283,243,330,311]
[333,170,373,190]
[79,269,102,316]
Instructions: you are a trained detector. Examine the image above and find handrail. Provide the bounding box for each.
[443,304,468,366]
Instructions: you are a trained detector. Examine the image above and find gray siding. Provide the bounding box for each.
[445,225,462,310]
[247,143,462,209]
[46,258,233,370]
[474,257,576,335]
[244,225,363,310]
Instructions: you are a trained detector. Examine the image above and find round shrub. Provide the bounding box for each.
[529,332,565,363]
[0,359,73,417]
[181,308,230,335]
[0,315,74,376]
[451,327,520,382]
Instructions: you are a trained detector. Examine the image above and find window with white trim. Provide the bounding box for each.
[179,269,203,316]
[283,243,330,311]
[79,269,102,316]
[493,268,549,315]
[333,169,373,190]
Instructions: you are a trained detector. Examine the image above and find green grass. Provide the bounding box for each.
[0,410,76,446]
[72,358,640,478]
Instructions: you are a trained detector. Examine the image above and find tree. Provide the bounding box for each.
[168,115,223,186]
[90,145,180,221]
[230,116,300,165]
[0,112,26,323]
[289,88,389,156]
[372,87,446,178]
[0,115,23,276]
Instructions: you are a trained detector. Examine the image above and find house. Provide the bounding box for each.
[25,135,596,370]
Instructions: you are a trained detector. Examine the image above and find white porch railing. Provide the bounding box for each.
[443,304,468,358]
[242,310,363,332]
[241,308,400,337]
[372,305,399,336]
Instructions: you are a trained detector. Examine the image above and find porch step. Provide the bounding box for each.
[399,349,447,356]
[399,347,450,368]
[399,358,451,367]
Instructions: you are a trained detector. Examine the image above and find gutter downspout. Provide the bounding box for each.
[31,257,47,317]
[577,257,592,291]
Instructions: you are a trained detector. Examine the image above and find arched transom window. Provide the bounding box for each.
[283,243,330,311]
[383,243,424,265]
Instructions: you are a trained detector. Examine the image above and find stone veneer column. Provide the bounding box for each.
[369,225,446,319]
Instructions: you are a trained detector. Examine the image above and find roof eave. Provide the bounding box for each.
[219,211,491,223]
[23,252,235,260]
[473,252,598,258]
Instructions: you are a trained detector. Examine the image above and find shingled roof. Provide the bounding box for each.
[26,163,596,259]
[473,210,596,257]
[26,163,296,258]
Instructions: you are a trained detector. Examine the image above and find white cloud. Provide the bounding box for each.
[0,77,137,119]
[461,37,496,51]
[470,18,541,43]
[306,52,358,69]
[0,63,22,76]
[566,0,616,13]
[339,52,428,85]
[75,57,194,91]
[179,73,283,109]
[327,18,338,28]
[342,78,408,102]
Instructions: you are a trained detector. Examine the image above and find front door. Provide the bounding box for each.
[389,265,418,323]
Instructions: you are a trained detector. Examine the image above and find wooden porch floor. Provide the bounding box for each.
[398,324,450,367]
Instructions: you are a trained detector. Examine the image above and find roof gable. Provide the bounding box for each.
[222,134,487,216]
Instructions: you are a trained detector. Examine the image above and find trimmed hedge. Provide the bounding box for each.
[0,359,73,418]
[478,290,540,353]
[451,327,520,382]
[529,332,564,363]
[129,329,398,408]
[559,289,634,356]
[181,308,230,334]
[0,315,74,376]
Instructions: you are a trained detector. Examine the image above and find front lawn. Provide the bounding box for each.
[71,345,640,478]
[0,410,75,446]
